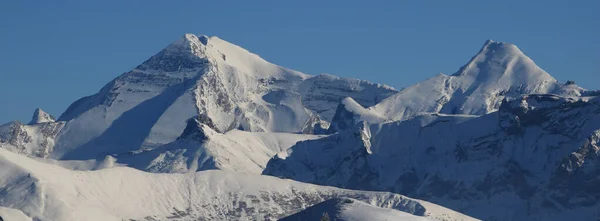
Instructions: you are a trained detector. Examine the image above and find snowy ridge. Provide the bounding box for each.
[0,149,475,221]
[265,94,600,220]
[328,97,384,133]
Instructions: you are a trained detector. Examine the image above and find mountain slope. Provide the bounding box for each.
[370,40,584,122]
[0,149,475,221]
[265,94,600,220]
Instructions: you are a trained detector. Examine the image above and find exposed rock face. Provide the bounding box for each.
[265,95,600,220]
[0,109,65,158]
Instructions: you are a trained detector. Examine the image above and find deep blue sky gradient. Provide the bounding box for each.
[1,1,598,123]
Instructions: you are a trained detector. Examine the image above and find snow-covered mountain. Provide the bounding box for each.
[0,149,475,221]
[264,94,600,220]
[21,34,394,161]
[369,40,584,122]
[1,33,597,221]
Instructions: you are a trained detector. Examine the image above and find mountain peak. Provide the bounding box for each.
[28,108,55,125]
[451,39,555,85]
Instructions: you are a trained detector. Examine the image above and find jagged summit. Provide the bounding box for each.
[28,108,55,125]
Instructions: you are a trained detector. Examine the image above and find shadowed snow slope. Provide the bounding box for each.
[370,40,585,122]
[0,149,475,221]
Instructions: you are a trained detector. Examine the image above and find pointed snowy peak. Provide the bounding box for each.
[371,39,585,120]
[452,39,556,84]
[137,33,212,72]
[28,108,55,125]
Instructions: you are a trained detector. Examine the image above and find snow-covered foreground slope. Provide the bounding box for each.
[265,94,600,220]
[280,197,436,221]
[0,149,475,221]
[368,40,584,122]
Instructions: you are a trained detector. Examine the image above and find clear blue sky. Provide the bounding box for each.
[1,1,598,123]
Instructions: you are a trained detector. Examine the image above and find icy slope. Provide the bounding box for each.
[370,40,585,121]
[43,33,395,160]
[280,198,435,221]
[265,94,600,220]
[0,149,475,221]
